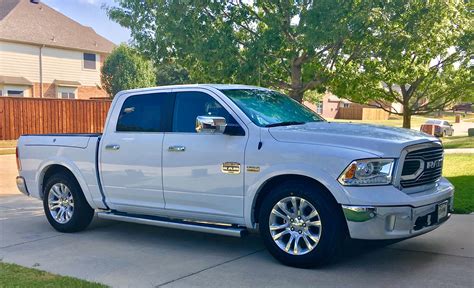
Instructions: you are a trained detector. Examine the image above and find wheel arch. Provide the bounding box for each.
[37,162,96,209]
[251,174,344,226]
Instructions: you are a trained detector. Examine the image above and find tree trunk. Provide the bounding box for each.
[289,57,304,103]
[289,89,305,103]
[402,106,411,129]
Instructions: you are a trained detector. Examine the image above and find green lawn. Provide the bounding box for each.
[0,262,106,287]
[0,148,15,155]
[441,136,474,149]
[0,140,17,148]
[443,154,474,214]
[330,115,429,128]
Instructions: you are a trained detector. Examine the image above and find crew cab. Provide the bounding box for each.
[16,85,454,267]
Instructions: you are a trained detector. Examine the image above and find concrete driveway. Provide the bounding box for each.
[1,154,473,288]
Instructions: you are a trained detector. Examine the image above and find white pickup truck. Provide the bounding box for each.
[16,84,454,267]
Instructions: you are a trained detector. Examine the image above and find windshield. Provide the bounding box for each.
[220,89,324,127]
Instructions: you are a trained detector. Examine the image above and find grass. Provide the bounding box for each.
[0,262,106,287]
[0,140,17,148]
[330,115,429,128]
[443,154,474,214]
[0,149,15,155]
[441,136,474,149]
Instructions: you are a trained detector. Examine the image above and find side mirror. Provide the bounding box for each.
[196,116,227,134]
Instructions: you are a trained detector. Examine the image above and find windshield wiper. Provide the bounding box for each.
[265,121,306,128]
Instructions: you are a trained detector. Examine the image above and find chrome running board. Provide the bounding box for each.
[97,212,247,237]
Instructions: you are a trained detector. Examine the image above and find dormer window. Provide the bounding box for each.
[83,53,96,70]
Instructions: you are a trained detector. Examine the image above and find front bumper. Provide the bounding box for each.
[342,197,453,240]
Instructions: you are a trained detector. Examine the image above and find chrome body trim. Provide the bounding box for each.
[393,141,443,193]
[16,176,29,196]
[195,116,227,134]
[97,212,246,237]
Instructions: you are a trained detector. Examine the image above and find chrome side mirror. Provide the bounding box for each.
[196,116,227,134]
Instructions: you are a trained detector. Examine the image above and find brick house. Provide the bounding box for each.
[304,92,390,120]
[0,0,115,99]
[304,93,357,119]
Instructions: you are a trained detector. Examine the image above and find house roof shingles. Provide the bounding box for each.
[0,0,115,54]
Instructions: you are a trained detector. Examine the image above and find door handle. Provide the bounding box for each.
[168,145,186,152]
[105,144,120,151]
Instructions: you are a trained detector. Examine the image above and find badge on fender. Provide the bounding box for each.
[221,162,241,174]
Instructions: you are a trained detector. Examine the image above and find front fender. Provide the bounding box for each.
[243,163,350,228]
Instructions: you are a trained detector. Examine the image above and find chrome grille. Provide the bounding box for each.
[400,146,444,188]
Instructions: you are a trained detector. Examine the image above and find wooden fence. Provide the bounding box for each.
[337,106,389,121]
[0,97,111,140]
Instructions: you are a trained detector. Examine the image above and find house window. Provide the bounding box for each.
[7,90,24,96]
[316,102,323,114]
[60,92,75,99]
[341,103,350,108]
[57,87,77,99]
[83,53,96,70]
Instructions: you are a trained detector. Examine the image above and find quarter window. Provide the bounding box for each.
[116,93,174,132]
[83,53,96,70]
[172,91,237,133]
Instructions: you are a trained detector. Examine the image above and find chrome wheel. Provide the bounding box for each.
[48,183,74,224]
[269,196,322,255]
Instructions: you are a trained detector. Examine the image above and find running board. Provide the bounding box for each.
[97,212,247,237]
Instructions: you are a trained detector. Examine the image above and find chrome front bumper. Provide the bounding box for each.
[16,176,30,196]
[342,197,453,240]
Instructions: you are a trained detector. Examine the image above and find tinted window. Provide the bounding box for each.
[173,91,237,133]
[83,53,96,69]
[117,93,174,132]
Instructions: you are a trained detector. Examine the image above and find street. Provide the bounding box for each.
[1,155,473,288]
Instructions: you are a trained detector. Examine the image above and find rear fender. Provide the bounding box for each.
[36,157,98,209]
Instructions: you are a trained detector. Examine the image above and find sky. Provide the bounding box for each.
[42,0,131,44]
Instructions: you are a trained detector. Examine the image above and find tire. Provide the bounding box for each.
[258,180,345,268]
[43,172,94,233]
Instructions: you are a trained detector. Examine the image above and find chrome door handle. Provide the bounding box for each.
[168,145,186,152]
[105,144,120,150]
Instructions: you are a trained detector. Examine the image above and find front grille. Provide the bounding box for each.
[400,146,444,188]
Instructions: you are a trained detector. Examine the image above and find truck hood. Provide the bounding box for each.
[268,122,439,157]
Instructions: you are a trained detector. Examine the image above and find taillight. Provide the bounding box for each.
[16,146,21,171]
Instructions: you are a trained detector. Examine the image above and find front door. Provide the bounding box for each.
[100,91,174,210]
[162,90,248,218]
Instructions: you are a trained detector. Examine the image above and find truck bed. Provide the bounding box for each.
[17,133,106,209]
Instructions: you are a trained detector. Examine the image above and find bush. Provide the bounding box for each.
[468,128,474,137]
[101,44,155,97]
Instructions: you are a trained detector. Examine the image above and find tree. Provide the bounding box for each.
[106,0,377,102]
[101,44,155,97]
[156,62,191,86]
[331,1,473,128]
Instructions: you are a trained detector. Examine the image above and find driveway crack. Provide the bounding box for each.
[155,248,266,287]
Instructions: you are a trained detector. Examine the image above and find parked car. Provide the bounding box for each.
[452,103,472,113]
[16,85,454,268]
[420,119,454,137]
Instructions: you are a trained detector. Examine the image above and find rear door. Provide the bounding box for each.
[100,91,174,211]
[162,89,248,218]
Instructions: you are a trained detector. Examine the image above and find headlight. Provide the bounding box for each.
[338,159,394,186]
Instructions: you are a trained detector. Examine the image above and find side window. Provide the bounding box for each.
[173,91,237,133]
[116,93,174,132]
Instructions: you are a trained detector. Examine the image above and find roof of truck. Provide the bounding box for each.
[116,84,269,97]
